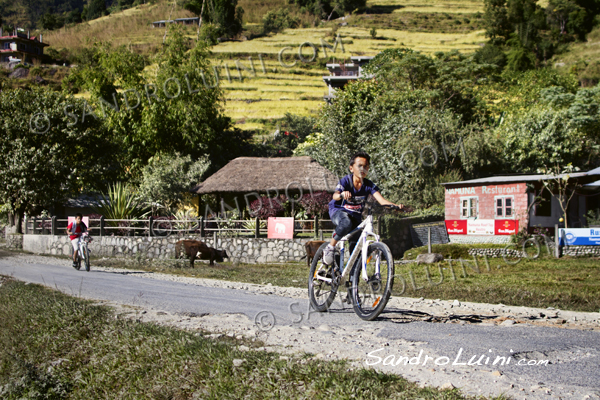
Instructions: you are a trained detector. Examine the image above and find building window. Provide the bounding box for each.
[3,42,10,49]
[534,189,552,217]
[461,197,478,218]
[496,196,514,218]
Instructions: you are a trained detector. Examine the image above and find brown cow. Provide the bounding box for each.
[302,240,326,268]
[175,240,229,268]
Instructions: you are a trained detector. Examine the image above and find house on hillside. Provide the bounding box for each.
[442,168,600,243]
[152,17,199,28]
[0,28,48,64]
[323,56,373,102]
[191,156,339,216]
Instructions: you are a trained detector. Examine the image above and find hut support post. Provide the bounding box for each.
[51,216,57,236]
[255,217,259,238]
[314,215,319,239]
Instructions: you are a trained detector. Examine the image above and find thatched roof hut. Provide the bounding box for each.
[192,157,339,195]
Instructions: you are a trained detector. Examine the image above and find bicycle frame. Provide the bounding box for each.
[316,213,380,286]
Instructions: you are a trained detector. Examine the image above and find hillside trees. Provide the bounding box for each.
[184,0,243,37]
[63,26,250,179]
[483,0,599,70]
[304,78,500,207]
[0,88,119,233]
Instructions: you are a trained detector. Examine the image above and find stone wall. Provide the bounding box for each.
[449,235,512,244]
[5,234,23,249]
[22,234,313,264]
[468,248,527,258]
[562,246,600,257]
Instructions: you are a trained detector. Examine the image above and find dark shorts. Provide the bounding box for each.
[331,210,361,240]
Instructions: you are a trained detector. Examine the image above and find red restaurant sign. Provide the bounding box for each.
[445,220,467,234]
[446,219,518,235]
[494,219,518,235]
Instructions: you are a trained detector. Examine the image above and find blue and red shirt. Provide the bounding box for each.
[328,174,380,219]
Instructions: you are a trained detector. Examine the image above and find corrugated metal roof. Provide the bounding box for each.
[442,167,600,186]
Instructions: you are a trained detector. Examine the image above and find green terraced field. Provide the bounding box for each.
[41,0,505,132]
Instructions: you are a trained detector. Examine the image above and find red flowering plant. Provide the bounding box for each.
[249,196,285,219]
[299,191,331,218]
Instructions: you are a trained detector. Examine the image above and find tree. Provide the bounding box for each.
[64,28,250,178]
[0,88,118,233]
[186,0,244,37]
[500,107,590,172]
[138,153,210,215]
[262,8,300,34]
[538,164,582,228]
[85,0,106,20]
[305,79,499,207]
[363,48,496,122]
[484,0,512,42]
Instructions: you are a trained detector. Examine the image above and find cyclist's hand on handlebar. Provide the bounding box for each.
[341,191,352,200]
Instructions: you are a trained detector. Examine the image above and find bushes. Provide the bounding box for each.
[263,8,300,34]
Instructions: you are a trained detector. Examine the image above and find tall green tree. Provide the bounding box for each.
[0,88,118,233]
[63,26,250,179]
[484,0,513,43]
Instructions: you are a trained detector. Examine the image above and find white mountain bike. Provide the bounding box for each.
[308,204,399,321]
[73,233,92,272]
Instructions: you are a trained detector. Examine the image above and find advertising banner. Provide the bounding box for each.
[467,219,495,235]
[267,217,294,239]
[445,220,467,235]
[495,219,518,235]
[559,228,600,246]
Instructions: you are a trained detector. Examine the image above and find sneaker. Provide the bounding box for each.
[322,244,335,265]
[72,261,78,269]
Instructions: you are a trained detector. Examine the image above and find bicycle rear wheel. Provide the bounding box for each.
[308,243,339,312]
[84,247,91,272]
[350,242,394,321]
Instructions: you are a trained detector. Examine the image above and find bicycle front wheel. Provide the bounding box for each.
[350,242,394,321]
[308,243,339,312]
[84,247,91,272]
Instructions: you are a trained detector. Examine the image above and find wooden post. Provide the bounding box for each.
[33,217,38,234]
[100,216,105,237]
[148,216,153,237]
[200,216,205,237]
[255,217,259,238]
[555,224,560,258]
[314,215,319,239]
[428,227,432,254]
[24,216,27,234]
[51,216,57,236]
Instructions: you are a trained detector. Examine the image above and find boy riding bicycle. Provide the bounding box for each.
[323,151,403,265]
[67,213,88,268]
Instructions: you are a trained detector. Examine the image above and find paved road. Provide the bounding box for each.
[1,258,599,398]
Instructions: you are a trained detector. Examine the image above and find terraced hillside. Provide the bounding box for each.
[39,0,494,132]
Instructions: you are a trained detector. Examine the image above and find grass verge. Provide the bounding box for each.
[0,277,479,399]
[397,244,600,312]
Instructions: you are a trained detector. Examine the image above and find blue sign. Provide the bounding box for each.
[559,228,600,246]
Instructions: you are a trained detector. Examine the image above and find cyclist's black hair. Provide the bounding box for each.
[75,213,83,219]
[349,151,370,167]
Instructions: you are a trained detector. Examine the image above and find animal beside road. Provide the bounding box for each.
[175,240,229,268]
[301,240,326,268]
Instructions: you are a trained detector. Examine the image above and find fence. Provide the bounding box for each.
[23,216,337,239]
